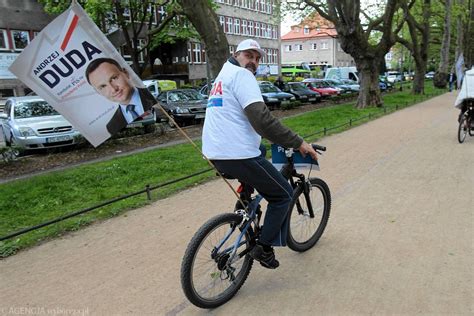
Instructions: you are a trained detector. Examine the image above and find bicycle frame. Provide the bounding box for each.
[211,146,322,267]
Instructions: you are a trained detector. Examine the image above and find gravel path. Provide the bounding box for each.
[1,92,472,315]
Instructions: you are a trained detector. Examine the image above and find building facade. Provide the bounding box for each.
[0,0,56,105]
[188,0,281,81]
[0,0,280,100]
[281,13,354,71]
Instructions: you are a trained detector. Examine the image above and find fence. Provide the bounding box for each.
[0,92,441,242]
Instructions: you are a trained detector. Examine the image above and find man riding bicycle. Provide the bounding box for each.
[202,39,318,269]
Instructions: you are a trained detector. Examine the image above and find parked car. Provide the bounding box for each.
[302,79,340,98]
[0,96,81,151]
[258,82,295,109]
[156,89,206,127]
[425,71,435,79]
[340,79,360,92]
[324,79,355,94]
[281,82,321,103]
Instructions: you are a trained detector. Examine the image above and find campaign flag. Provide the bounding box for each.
[9,3,146,147]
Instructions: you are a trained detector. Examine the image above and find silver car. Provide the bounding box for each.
[0,96,81,150]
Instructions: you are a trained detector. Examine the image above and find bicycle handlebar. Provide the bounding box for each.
[312,144,327,152]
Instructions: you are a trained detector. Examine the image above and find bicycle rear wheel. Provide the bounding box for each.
[180,213,254,309]
[458,115,468,143]
[287,178,331,252]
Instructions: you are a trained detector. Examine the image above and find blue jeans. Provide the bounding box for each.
[212,155,293,247]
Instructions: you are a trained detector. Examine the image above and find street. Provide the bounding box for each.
[0,92,472,315]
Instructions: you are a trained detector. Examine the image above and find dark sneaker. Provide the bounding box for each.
[249,244,279,269]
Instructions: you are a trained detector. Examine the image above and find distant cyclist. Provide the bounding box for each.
[202,39,318,269]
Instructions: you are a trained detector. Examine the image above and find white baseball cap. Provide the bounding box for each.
[235,39,266,57]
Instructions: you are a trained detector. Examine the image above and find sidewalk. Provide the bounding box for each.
[1,92,472,315]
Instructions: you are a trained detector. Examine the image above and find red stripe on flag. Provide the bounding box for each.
[60,14,79,51]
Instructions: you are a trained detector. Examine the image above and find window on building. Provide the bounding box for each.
[11,30,30,50]
[266,25,271,39]
[255,0,260,11]
[321,42,328,49]
[229,45,235,55]
[242,20,248,35]
[226,17,233,34]
[234,19,241,34]
[272,25,278,39]
[157,6,167,22]
[0,89,15,99]
[219,16,225,30]
[138,39,146,63]
[273,49,277,64]
[248,21,254,36]
[304,25,309,34]
[285,45,292,52]
[193,43,202,63]
[261,23,266,38]
[122,7,131,22]
[311,43,317,50]
[255,22,261,37]
[295,44,303,51]
[0,29,9,50]
[148,5,158,24]
[249,0,255,10]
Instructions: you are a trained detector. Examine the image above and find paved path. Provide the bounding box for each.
[1,92,472,315]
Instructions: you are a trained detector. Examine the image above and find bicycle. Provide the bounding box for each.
[458,98,474,143]
[180,144,331,309]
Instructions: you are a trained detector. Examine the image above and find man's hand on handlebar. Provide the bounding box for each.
[297,141,318,160]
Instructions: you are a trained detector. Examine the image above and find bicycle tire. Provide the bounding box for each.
[181,213,254,309]
[287,178,331,252]
[458,115,468,143]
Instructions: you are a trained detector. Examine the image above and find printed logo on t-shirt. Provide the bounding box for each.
[207,80,223,108]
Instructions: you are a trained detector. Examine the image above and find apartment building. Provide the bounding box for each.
[281,13,354,71]
[110,1,281,83]
[188,0,281,80]
[0,0,55,105]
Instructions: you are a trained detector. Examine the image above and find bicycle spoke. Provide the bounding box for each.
[181,213,253,307]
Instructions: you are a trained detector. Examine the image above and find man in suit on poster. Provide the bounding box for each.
[85,57,156,136]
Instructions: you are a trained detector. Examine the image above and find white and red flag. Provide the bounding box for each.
[9,3,145,147]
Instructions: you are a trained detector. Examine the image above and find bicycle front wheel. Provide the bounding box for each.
[458,115,468,143]
[287,178,331,252]
[180,213,254,309]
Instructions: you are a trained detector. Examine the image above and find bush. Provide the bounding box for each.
[281,100,300,111]
[0,146,18,163]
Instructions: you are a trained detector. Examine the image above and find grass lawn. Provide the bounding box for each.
[0,81,445,257]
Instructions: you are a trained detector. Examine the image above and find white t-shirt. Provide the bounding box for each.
[202,61,264,159]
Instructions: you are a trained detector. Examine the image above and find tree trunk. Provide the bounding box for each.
[301,0,401,108]
[455,0,465,64]
[434,0,452,88]
[356,60,382,109]
[412,60,426,94]
[466,0,474,67]
[178,0,228,78]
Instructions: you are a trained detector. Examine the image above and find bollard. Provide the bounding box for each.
[349,118,352,126]
[324,127,327,135]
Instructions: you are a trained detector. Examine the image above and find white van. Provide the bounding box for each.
[143,79,177,98]
[325,67,359,83]
[386,71,402,83]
